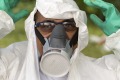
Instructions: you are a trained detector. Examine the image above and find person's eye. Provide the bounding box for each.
[39,22,55,32]
[63,22,77,31]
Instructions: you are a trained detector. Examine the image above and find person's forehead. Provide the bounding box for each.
[35,11,71,22]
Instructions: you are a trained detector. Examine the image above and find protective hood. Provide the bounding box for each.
[17,0,88,80]
[35,0,88,60]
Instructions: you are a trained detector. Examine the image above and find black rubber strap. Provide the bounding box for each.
[35,27,46,45]
[69,29,78,47]
[35,26,78,47]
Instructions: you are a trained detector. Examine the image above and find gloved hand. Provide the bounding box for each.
[84,0,120,36]
[0,0,29,23]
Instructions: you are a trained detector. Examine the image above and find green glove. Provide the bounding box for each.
[84,0,120,36]
[0,0,29,23]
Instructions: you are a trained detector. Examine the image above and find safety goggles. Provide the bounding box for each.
[35,19,77,33]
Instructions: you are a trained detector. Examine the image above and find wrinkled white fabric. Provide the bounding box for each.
[0,10,15,39]
[0,0,120,80]
[106,29,120,61]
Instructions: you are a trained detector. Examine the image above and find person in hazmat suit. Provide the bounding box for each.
[0,0,120,80]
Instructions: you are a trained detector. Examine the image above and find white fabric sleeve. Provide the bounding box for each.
[0,59,6,80]
[0,41,27,80]
[0,10,15,39]
[105,29,120,60]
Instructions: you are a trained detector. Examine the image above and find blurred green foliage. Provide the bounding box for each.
[0,0,115,58]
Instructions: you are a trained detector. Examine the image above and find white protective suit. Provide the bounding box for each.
[0,0,120,80]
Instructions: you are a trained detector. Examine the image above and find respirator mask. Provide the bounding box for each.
[35,19,78,77]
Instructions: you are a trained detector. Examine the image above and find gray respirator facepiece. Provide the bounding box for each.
[40,24,73,77]
[35,20,78,77]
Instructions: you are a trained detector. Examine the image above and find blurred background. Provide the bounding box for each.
[0,0,120,58]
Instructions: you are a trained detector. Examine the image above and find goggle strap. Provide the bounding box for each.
[69,29,78,47]
[35,27,46,45]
